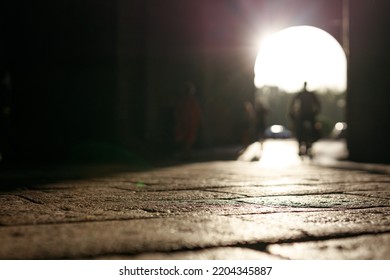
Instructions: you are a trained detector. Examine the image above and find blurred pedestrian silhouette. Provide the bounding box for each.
[255,99,268,142]
[237,101,264,162]
[289,82,321,157]
[174,82,201,160]
[239,101,256,149]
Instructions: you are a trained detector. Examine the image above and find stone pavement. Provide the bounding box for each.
[0,140,389,260]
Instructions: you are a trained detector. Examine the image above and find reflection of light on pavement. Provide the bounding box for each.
[258,139,301,168]
[311,139,349,164]
[237,139,349,168]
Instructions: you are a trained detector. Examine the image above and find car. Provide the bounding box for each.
[264,124,293,139]
[331,122,347,139]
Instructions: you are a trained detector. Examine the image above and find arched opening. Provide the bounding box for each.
[254,26,347,137]
[254,25,347,93]
[246,26,348,164]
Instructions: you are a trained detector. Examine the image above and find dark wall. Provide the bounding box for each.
[116,0,148,146]
[348,0,390,163]
[2,1,120,162]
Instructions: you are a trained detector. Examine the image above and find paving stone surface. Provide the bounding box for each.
[0,145,389,259]
[268,233,390,259]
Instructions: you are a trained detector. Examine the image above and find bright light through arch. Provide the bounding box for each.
[254,25,347,93]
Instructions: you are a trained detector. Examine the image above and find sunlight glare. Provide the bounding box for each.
[257,140,301,168]
[254,26,347,93]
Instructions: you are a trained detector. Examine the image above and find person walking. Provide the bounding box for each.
[289,82,321,157]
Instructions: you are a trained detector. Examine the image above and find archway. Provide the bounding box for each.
[253,25,348,137]
[254,25,347,93]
